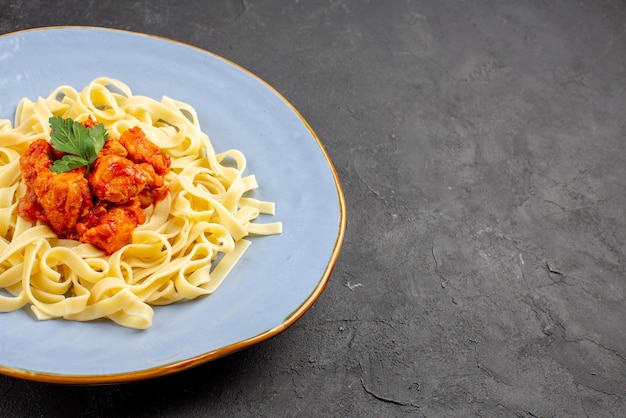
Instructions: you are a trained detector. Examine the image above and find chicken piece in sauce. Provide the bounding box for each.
[100,137,128,158]
[32,170,92,238]
[79,200,146,255]
[119,127,170,175]
[18,139,52,222]
[135,162,169,207]
[19,138,52,186]
[89,154,149,203]
[18,139,92,237]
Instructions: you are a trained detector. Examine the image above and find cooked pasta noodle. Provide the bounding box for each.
[0,77,282,329]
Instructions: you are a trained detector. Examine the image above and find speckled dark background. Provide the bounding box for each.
[1,1,625,417]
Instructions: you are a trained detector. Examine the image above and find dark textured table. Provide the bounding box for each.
[1,1,625,416]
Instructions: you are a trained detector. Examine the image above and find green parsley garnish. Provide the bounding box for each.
[48,116,107,173]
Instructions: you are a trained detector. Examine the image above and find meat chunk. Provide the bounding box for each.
[136,163,169,207]
[100,138,128,158]
[18,139,53,222]
[32,170,93,238]
[17,185,45,222]
[80,115,98,129]
[89,154,149,203]
[20,139,52,185]
[79,200,146,255]
[119,127,170,175]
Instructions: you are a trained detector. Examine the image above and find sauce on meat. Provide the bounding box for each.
[17,118,171,255]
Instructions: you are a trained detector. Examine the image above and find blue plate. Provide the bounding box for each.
[0,27,345,384]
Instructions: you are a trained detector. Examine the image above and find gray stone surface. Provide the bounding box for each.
[1,1,625,416]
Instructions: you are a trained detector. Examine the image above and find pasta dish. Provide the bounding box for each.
[0,77,282,329]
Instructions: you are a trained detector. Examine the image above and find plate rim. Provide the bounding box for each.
[0,25,346,385]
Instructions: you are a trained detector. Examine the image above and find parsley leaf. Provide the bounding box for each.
[50,155,90,173]
[48,116,107,173]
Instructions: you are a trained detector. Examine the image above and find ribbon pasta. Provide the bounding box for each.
[0,77,282,329]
